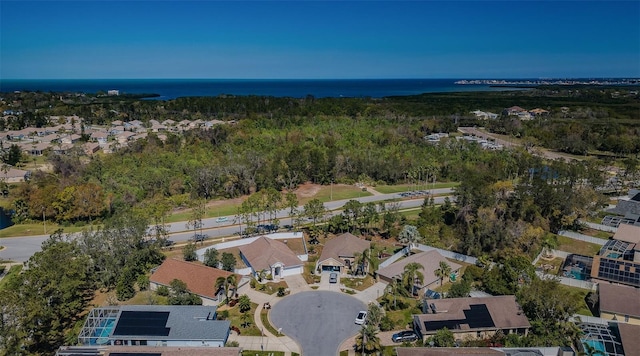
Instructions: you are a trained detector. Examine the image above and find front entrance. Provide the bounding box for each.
[322,265,340,272]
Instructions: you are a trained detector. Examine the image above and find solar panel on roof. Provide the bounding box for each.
[423,303,495,331]
[112,311,170,336]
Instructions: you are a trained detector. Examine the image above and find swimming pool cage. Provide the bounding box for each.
[78,307,120,345]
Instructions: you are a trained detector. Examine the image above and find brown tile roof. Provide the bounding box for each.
[239,236,302,271]
[613,224,640,244]
[377,250,462,287]
[318,232,371,266]
[150,259,238,299]
[599,283,640,317]
[413,295,530,334]
[617,323,640,356]
[106,346,241,356]
[396,347,503,356]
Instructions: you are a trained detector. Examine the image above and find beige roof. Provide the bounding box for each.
[613,224,640,244]
[617,323,640,356]
[239,236,302,271]
[413,295,530,334]
[318,233,371,266]
[599,283,640,317]
[396,347,503,356]
[377,250,462,286]
[150,259,239,299]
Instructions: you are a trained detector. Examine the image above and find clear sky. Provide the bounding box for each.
[1,1,639,79]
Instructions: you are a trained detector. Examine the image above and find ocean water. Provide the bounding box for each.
[0,79,509,100]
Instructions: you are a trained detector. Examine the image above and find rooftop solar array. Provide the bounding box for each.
[112,311,170,337]
[596,258,640,288]
[424,304,495,331]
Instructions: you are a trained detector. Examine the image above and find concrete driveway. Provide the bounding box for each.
[270,290,366,356]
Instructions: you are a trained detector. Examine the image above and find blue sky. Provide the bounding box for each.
[1,1,639,79]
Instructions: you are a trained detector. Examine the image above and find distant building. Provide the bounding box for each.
[107,90,119,96]
[77,305,230,347]
[590,224,640,288]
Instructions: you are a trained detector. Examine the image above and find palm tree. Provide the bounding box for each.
[215,274,238,303]
[435,261,452,287]
[402,262,424,295]
[398,225,421,249]
[579,342,606,356]
[355,325,382,355]
[366,303,383,329]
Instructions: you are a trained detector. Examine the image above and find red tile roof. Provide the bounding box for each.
[150,259,239,299]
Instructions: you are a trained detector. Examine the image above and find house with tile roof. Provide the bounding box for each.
[377,250,462,291]
[150,259,242,305]
[315,232,371,274]
[598,283,640,325]
[239,236,303,279]
[412,295,530,342]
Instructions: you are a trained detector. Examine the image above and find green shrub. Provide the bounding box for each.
[277,287,286,297]
[137,275,150,291]
[380,314,395,331]
[156,285,169,296]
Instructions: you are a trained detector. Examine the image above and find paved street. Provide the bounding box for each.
[270,291,366,356]
[0,192,454,262]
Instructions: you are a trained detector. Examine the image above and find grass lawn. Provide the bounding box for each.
[219,301,262,336]
[302,262,321,284]
[374,182,460,194]
[556,235,602,256]
[260,309,282,337]
[255,280,289,295]
[165,202,243,224]
[299,184,372,205]
[579,228,612,240]
[558,285,592,316]
[398,208,421,220]
[0,222,89,238]
[381,296,421,329]
[535,257,564,275]
[0,264,22,290]
[341,275,376,291]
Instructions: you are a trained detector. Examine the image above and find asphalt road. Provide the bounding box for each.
[270,291,366,356]
[0,189,454,262]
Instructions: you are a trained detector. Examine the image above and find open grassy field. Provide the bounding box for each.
[374,182,460,194]
[298,184,372,205]
[0,222,88,238]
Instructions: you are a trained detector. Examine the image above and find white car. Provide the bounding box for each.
[216,217,229,223]
[355,311,367,325]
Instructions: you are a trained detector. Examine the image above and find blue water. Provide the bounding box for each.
[0,79,516,100]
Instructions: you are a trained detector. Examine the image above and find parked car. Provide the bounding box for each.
[216,217,229,223]
[329,272,338,284]
[355,311,367,325]
[392,330,418,343]
[193,233,208,242]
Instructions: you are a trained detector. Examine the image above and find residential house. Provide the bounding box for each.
[77,305,230,347]
[0,167,31,183]
[149,259,242,305]
[116,131,136,144]
[529,108,550,117]
[52,143,74,155]
[598,283,640,325]
[90,131,109,145]
[590,224,640,288]
[608,191,640,227]
[470,110,499,120]
[377,250,462,291]
[617,323,640,356]
[395,347,571,356]
[22,142,50,156]
[503,106,527,116]
[315,232,371,274]
[83,142,101,156]
[61,134,81,144]
[412,295,531,342]
[239,236,303,279]
[57,346,242,356]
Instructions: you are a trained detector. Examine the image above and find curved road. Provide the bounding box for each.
[270,291,366,356]
[0,189,454,262]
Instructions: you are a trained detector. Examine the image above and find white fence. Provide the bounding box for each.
[558,230,606,246]
[416,244,478,265]
[580,220,618,233]
[536,271,596,290]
